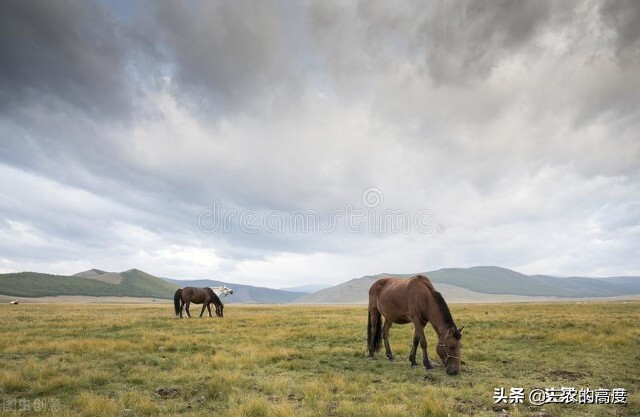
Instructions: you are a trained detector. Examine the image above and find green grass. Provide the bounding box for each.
[0,302,638,416]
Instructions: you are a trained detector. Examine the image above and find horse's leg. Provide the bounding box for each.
[206,304,212,317]
[199,304,206,318]
[409,319,433,369]
[179,301,185,318]
[416,324,434,370]
[409,325,420,367]
[382,319,394,361]
[185,302,192,318]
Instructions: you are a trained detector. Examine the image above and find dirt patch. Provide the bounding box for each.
[326,400,339,415]
[544,369,588,381]
[288,393,304,402]
[156,387,180,399]
[492,403,511,412]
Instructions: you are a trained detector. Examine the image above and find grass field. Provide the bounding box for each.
[0,302,638,416]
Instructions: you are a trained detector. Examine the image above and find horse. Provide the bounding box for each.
[210,285,234,298]
[9,300,18,305]
[174,287,224,318]
[367,275,464,375]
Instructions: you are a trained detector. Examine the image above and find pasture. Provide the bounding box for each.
[0,302,638,416]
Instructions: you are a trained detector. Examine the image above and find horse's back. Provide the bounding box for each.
[369,277,411,322]
[369,275,434,323]
[180,287,195,297]
[180,287,207,303]
[407,274,434,291]
[368,277,393,296]
[370,275,431,296]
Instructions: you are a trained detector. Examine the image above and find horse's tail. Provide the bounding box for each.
[174,289,182,316]
[367,307,382,353]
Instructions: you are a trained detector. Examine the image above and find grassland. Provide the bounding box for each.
[0,302,638,416]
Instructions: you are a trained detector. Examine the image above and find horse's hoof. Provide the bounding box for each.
[387,356,395,362]
[410,363,419,369]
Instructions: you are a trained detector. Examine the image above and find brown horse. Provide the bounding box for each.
[367,275,464,375]
[174,287,224,318]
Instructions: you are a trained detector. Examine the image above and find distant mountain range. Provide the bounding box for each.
[160,278,305,303]
[1,266,639,304]
[0,268,305,303]
[297,266,640,304]
[278,284,331,293]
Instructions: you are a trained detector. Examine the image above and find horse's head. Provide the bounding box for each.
[215,303,224,318]
[437,326,463,375]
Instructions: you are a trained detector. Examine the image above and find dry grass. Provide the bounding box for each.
[0,302,638,416]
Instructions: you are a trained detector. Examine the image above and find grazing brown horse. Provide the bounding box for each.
[367,275,464,375]
[174,287,224,318]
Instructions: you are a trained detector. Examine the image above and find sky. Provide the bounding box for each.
[1,0,639,287]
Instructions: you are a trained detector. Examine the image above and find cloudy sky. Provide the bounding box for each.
[1,0,638,287]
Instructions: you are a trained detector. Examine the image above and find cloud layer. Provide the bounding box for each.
[1,0,638,286]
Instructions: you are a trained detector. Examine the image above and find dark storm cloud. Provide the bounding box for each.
[0,1,134,119]
[307,0,553,86]
[601,0,640,65]
[150,1,300,116]
[413,0,552,85]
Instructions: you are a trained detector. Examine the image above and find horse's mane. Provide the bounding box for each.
[207,287,223,306]
[432,291,456,330]
[418,275,460,339]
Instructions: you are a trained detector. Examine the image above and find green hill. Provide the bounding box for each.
[427,266,639,297]
[427,266,556,295]
[114,269,179,299]
[0,269,179,299]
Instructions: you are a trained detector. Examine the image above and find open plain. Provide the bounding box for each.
[0,302,638,416]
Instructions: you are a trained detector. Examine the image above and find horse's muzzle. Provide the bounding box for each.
[446,366,460,376]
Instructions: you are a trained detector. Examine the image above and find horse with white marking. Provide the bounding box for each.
[210,285,234,298]
[174,287,224,318]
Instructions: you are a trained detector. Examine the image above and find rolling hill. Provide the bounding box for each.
[0,269,179,299]
[161,278,305,304]
[426,266,640,297]
[3,266,639,304]
[74,269,124,284]
[296,266,640,304]
[0,268,305,303]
